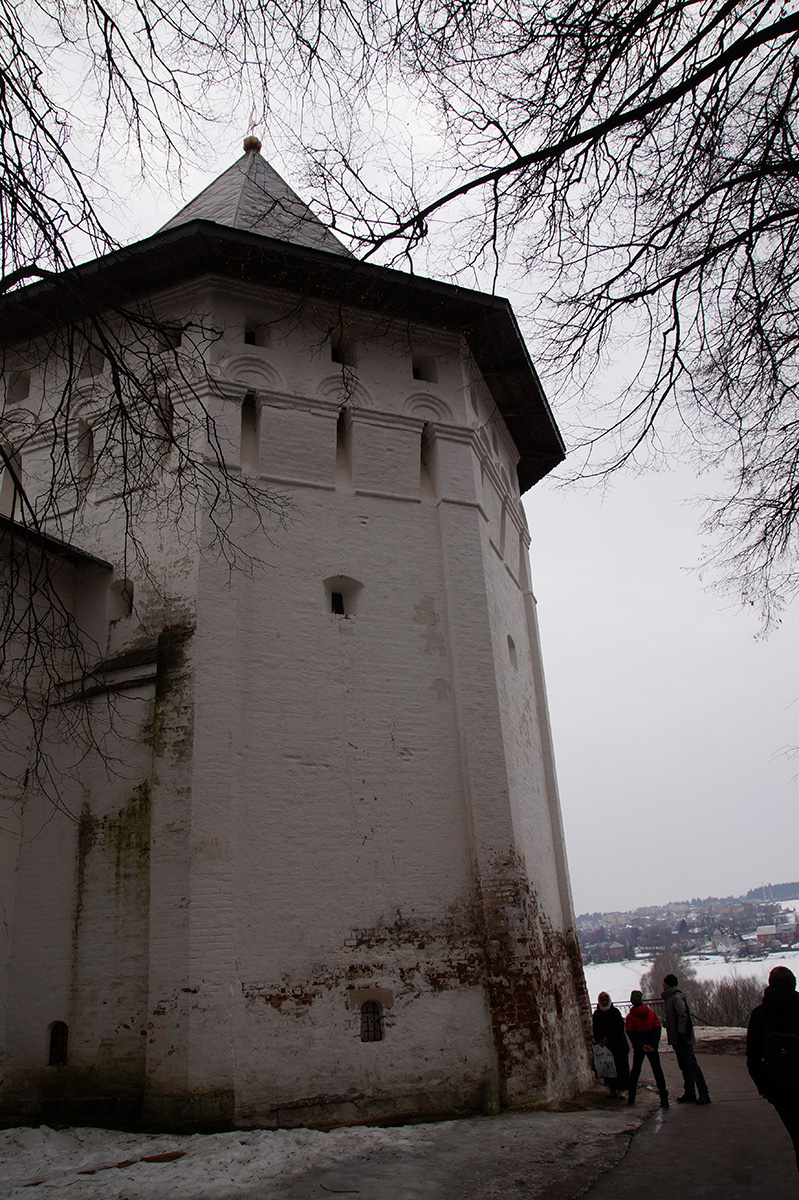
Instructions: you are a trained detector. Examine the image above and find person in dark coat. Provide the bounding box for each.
[625,990,669,1108]
[662,973,710,1104]
[592,992,630,1095]
[747,965,799,1173]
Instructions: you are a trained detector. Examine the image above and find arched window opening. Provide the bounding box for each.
[48,1021,69,1066]
[240,392,260,475]
[420,423,438,503]
[76,419,94,496]
[499,501,507,558]
[360,1001,383,1042]
[0,447,22,519]
[412,354,437,383]
[335,407,353,490]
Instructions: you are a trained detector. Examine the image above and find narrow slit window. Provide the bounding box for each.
[244,328,256,345]
[241,392,260,474]
[0,447,22,519]
[331,591,345,616]
[156,394,173,458]
[360,1001,383,1042]
[420,423,438,502]
[76,419,94,495]
[335,407,353,489]
[49,1021,69,1066]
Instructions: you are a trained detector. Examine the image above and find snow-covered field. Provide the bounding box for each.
[583,947,799,1006]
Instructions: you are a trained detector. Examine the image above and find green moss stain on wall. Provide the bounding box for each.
[72,803,99,961]
[102,781,151,890]
[151,621,195,760]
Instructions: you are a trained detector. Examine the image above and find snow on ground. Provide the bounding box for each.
[1,1121,437,1200]
[583,947,799,1006]
[7,937,798,1197]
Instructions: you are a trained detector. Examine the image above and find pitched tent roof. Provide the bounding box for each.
[2,143,566,491]
[159,142,350,258]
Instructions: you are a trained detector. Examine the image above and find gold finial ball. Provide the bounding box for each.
[243,135,262,154]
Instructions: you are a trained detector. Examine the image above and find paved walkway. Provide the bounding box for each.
[583,1052,798,1198]
[264,1052,798,1200]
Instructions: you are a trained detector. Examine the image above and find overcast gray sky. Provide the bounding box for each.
[524,466,799,917]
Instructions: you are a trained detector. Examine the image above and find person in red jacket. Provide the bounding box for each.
[625,990,669,1108]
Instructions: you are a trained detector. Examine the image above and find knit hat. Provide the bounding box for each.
[630,990,643,1006]
[769,965,797,990]
[663,974,678,988]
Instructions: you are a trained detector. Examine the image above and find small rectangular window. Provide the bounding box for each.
[156,324,183,351]
[331,336,357,367]
[412,355,437,383]
[360,1001,383,1042]
[331,591,345,615]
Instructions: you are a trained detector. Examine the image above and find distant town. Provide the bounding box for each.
[577,881,799,964]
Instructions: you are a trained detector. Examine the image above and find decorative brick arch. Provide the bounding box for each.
[214,352,286,393]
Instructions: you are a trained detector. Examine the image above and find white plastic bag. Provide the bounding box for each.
[593,1043,617,1078]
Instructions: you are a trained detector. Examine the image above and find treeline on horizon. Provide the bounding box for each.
[579,880,799,921]
[745,882,799,902]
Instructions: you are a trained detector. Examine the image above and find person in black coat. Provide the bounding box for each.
[592,992,630,1095]
[747,965,799,1173]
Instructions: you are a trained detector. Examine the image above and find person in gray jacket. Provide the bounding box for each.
[662,973,711,1105]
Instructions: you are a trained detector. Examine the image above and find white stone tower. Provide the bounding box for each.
[0,141,591,1129]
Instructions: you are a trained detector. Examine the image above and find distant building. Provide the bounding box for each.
[776,920,798,945]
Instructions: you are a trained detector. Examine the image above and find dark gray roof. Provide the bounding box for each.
[159,150,350,257]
